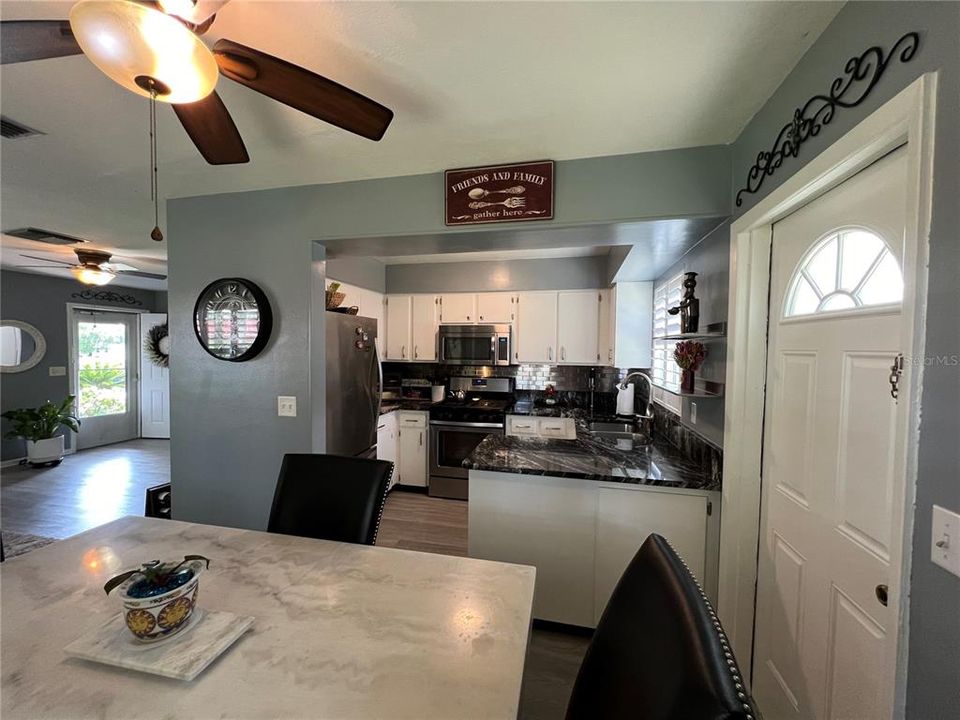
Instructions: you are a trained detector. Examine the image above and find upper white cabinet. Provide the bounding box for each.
[411,295,439,361]
[386,295,438,362]
[515,292,559,363]
[385,295,412,361]
[557,291,601,364]
[476,293,515,324]
[604,282,653,368]
[598,288,613,366]
[439,294,476,324]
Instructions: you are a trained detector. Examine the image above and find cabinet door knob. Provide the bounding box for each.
[875,584,888,607]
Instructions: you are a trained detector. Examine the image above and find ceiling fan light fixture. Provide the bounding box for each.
[69,0,218,104]
[71,265,116,286]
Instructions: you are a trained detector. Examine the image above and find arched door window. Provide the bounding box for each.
[784,228,903,317]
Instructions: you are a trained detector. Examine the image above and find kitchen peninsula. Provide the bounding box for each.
[465,420,721,628]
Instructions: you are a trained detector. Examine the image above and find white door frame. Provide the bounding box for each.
[66,303,147,449]
[718,74,936,718]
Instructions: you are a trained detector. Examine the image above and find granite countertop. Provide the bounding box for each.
[379,399,437,415]
[1,516,535,719]
[465,425,720,491]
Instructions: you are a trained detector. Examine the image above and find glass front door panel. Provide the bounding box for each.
[77,321,128,418]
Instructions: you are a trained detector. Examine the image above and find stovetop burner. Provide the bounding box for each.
[430,394,513,425]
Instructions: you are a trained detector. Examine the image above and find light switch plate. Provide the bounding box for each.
[48,366,66,377]
[931,505,960,578]
[277,396,297,417]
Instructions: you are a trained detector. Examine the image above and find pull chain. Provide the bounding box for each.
[149,87,163,242]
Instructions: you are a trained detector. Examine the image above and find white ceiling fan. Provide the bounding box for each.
[18,248,166,285]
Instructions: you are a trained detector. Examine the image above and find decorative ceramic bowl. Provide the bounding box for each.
[116,559,206,643]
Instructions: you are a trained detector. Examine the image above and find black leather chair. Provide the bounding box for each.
[566,534,759,720]
[267,454,393,546]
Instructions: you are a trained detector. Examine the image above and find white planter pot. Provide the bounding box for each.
[26,435,65,465]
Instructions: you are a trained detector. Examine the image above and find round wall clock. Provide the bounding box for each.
[193,278,273,362]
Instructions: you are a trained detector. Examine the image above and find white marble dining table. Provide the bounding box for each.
[1,516,536,719]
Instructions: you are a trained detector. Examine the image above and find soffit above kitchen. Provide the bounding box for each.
[1,1,842,263]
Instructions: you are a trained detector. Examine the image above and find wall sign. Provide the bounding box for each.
[445,160,554,226]
[735,31,919,207]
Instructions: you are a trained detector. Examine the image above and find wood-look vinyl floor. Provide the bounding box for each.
[2,446,588,719]
[1,439,170,539]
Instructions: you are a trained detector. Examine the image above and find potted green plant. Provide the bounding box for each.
[1,395,80,466]
[104,556,211,643]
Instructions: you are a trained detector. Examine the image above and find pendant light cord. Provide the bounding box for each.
[148,87,163,242]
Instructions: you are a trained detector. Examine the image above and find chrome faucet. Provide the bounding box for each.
[619,371,654,420]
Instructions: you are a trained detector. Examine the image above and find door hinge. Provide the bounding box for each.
[706,500,713,516]
[889,353,904,401]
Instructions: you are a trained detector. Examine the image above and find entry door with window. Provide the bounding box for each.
[73,310,140,449]
[753,149,909,720]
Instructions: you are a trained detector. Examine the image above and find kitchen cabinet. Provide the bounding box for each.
[376,412,399,490]
[515,292,558,363]
[605,282,653,368]
[439,294,476,324]
[557,291,601,364]
[598,288,614,366]
[385,295,412,360]
[505,415,576,440]
[476,293,515,323]
[594,485,708,623]
[411,295,439,361]
[397,411,428,487]
[469,470,719,628]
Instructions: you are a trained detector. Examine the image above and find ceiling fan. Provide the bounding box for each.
[0,0,395,165]
[19,248,167,286]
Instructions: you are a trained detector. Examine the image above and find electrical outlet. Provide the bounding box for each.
[277,396,297,417]
[932,505,960,578]
[48,366,66,377]
[690,402,698,424]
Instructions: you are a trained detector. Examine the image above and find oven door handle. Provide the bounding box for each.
[429,420,505,429]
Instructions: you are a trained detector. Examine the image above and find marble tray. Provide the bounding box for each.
[64,609,254,681]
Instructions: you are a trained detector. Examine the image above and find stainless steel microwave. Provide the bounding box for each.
[438,324,511,366]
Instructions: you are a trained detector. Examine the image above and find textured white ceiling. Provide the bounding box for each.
[0,0,842,275]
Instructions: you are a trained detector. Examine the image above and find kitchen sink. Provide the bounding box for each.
[587,421,651,446]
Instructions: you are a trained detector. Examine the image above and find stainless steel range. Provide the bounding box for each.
[428,376,513,500]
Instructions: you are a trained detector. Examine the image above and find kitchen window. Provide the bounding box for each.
[651,273,683,414]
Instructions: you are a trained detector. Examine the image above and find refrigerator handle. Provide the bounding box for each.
[374,342,384,427]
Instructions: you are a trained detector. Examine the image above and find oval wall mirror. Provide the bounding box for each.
[0,320,47,373]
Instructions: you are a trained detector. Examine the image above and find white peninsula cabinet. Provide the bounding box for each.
[469,471,719,627]
[397,411,428,487]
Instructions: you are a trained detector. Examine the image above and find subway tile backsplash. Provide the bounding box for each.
[382,362,624,392]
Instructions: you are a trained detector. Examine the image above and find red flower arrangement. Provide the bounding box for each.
[673,340,707,371]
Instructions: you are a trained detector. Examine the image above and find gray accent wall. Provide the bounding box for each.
[325,257,385,292]
[654,222,729,448]
[386,256,608,294]
[0,270,166,460]
[167,145,731,533]
[729,3,959,716]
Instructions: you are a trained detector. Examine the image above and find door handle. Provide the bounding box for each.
[419,431,423,447]
[561,347,566,361]
[875,584,889,607]
[401,345,406,359]
[548,347,553,361]
[414,345,418,359]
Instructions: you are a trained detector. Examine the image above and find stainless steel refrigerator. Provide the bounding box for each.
[325,313,381,458]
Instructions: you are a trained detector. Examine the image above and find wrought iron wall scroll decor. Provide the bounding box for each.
[70,289,143,306]
[735,31,919,207]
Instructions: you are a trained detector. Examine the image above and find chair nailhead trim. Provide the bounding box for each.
[370,464,395,545]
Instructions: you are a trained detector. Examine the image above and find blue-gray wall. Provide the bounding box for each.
[653,222,729,447]
[0,270,166,459]
[729,3,959,716]
[167,145,731,531]
[386,255,609,294]
[326,257,386,293]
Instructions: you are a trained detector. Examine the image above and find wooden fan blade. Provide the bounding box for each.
[172,91,249,165]
[213,39,393,141]
[1,20,82,64]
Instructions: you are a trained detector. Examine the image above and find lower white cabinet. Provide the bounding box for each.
[469,470,719,627]
[376,412,399,489]
[397,411,428,487]
[505,415,576,440]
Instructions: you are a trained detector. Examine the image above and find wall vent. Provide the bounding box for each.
[1,116,43,140]
[4,227,88,245]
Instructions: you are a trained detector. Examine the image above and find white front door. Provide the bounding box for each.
[753,148,910,720]
[139,313,170,439]
[72,309,140,449]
